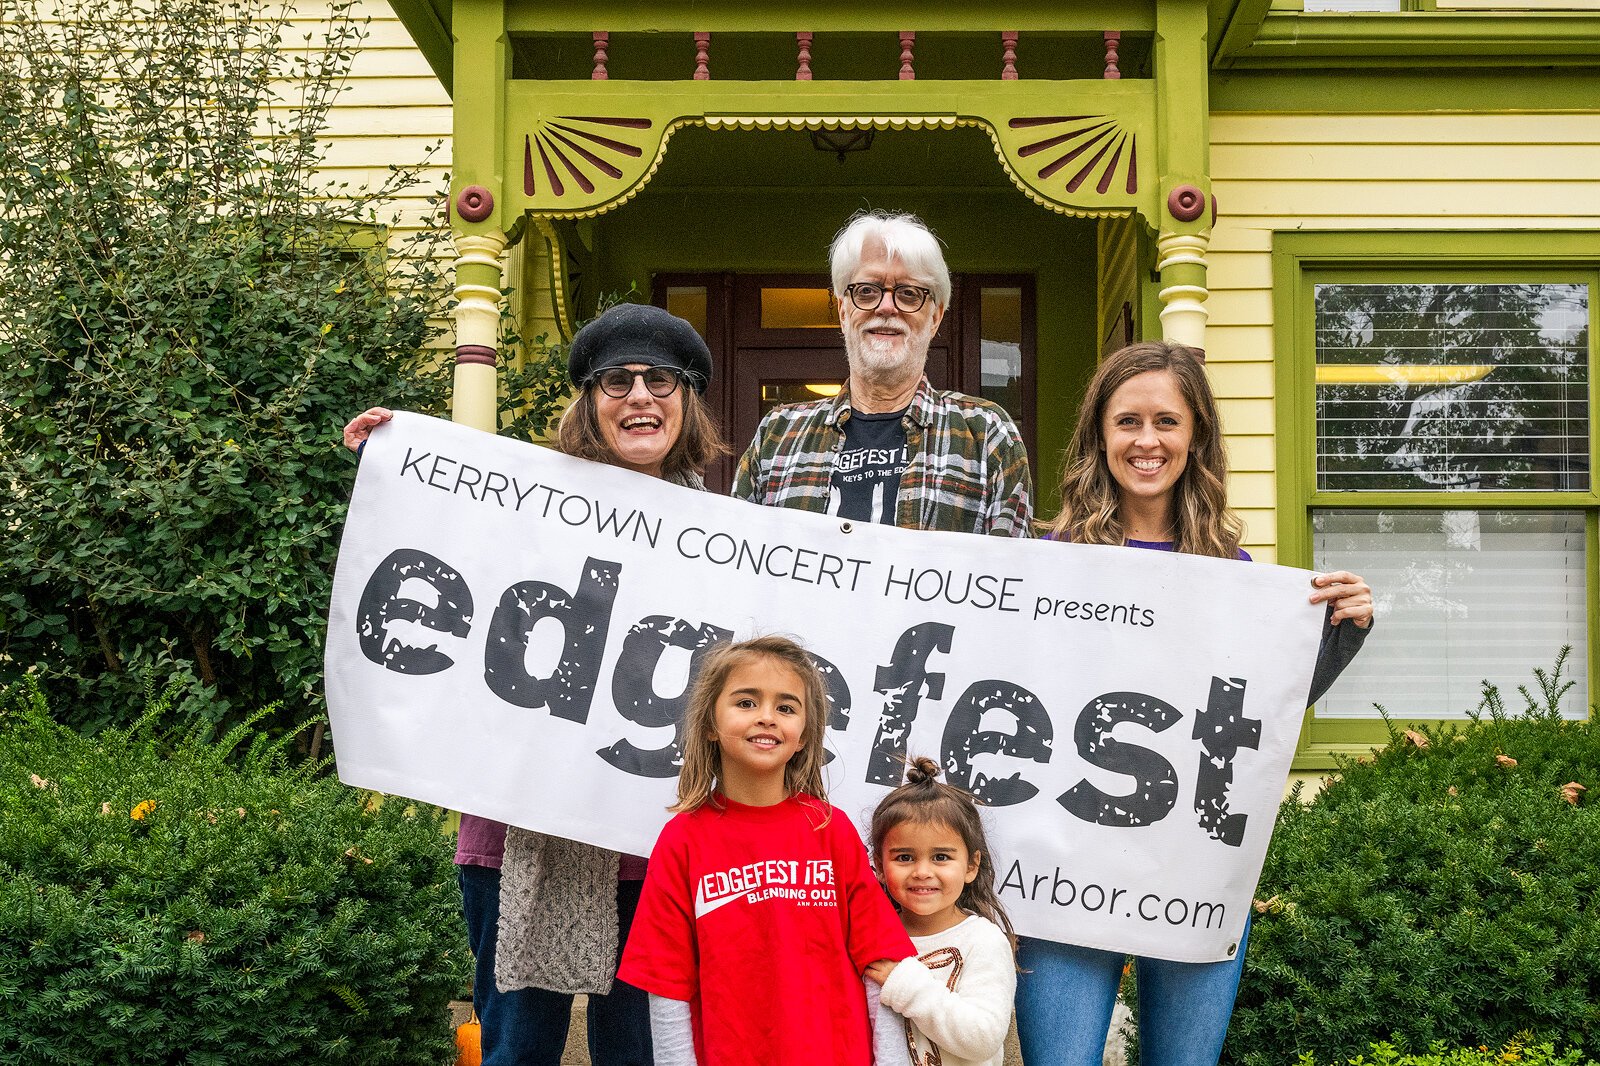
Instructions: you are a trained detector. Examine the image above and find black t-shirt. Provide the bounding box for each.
[828,409,909,524]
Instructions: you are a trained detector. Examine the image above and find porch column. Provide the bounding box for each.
[449,0,508,430]
[450,231,507,432]
[1157,229,1209,349]
[1153,0,1212,351]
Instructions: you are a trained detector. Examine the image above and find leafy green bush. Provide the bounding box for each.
[0,0,453,737]
[1227,652,1600,1065]
[1294,1038,1597,1066]
[0,678,470,1064]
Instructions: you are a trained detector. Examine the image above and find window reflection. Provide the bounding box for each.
[980,287,1023,418]
[1313,282,1590,493]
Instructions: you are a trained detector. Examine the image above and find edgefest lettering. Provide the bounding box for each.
[354,549,1263,848]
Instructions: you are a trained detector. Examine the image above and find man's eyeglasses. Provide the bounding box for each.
[590,366,689,399]
[843,282,933,314]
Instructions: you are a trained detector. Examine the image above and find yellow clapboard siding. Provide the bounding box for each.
[1204,360,1275,399]
[1224,213,1597,231]
[1205,288,1275,327]
[1213,142,1600,182]
[1218,398,1276,434]
[1217,181,1600,218]
[1206,250,1275,293]
[1212,112,1600,145]
[1227,471,1279,511]
[1208,225,1277,254]
[1201,326,1275,362]
[1225,436,1276,473]
[314,111,452,139]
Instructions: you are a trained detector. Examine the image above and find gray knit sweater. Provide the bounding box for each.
[494,467,705,995]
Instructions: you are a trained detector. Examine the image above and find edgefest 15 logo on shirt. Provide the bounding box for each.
[695,859,837,917]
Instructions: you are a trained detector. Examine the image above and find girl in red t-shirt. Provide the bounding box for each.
[618,635,913,1066]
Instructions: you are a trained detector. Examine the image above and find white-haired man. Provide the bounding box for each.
[734,210,1034,536]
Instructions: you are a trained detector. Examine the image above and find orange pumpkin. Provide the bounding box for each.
[454,1014,482,1066]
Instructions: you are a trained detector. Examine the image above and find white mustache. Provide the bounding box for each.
[857,317,907,335]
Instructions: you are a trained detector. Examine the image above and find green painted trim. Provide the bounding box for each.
[1309,492,1600,508]
[502,79,1161,222]
[501,2,1158,33]
[1220,9,1600,67]
[1154,0,1212,223]
[1275,229,1600,770]
[1210,69,1600,112]
[1589,511,1600,721]
[1212,0,1273,62]
[388,0,453,92]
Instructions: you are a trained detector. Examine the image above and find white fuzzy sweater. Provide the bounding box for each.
[870,915,1016,1066]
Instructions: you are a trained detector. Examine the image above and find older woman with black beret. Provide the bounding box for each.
[342,303,725,1066]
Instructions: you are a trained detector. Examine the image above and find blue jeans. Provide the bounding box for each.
[458,865,652,1066]
[1014,918,1251,1066]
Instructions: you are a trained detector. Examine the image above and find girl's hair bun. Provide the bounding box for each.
[906,756,941,786]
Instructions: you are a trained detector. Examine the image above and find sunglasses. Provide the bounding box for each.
[589,366,689,399]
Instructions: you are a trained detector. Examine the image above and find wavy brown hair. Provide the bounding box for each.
[1045,341,1243,559]
[554,381,727,482]
[671,635,831,815]
[870,756,1017,954]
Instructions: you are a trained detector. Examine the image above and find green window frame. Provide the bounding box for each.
[1273,231,1599,769]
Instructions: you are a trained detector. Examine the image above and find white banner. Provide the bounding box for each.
[326,412,1324,962]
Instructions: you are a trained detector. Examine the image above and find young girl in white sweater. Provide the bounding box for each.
[866,757,1018,1066]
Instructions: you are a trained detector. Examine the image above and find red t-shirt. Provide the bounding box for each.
[619,793,914,1066]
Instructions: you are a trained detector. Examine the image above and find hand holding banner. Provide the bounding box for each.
[325,412,1323,962]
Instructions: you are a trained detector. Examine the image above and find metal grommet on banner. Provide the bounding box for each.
[1227,943,1238,956]
[839,521,854,533]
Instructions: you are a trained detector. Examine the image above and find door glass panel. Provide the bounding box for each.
[980,286,1024,418]
[666,286,708,340]
[760,287,839,330]
[760,381,843,417]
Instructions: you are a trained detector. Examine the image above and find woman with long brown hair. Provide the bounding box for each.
[1017,341,1375,1066]
[342,303,726,1066]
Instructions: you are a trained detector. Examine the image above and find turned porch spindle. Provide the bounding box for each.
[591,31,608,80]
[1001,31,1018,79]
[694,32,710,79]
[796,31,813,80]
[898,31,915,79]
[1103,30,1121,80]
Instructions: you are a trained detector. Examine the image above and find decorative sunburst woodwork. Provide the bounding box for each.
[1010,115,1139,196]
[521,114,662,213]
[506,85,1159,221]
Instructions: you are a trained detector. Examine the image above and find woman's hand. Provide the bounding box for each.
[342,408,393,452]
[865,959,899,985]
[1311,571,1374,629]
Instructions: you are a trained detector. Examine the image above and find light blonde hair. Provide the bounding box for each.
[672,635,831,814]
[1045,341,1243,559]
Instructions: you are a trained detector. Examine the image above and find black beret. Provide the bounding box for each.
[567,304,712,394]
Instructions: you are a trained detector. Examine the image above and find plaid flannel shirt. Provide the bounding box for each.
[732,377,1034,537]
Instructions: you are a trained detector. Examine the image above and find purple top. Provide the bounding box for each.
[454,813,508,868]
[454,813,647,879]
[1043,531,1251,562]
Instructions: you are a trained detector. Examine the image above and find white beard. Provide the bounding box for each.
[843,314,932,381]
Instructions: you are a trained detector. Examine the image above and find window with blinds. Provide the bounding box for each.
[1313,509,1589,720]
[1314,282,1590,493]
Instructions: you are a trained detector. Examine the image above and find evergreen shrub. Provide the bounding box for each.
[0,679,470,1064]
[1294,1038,1597,1066]
[1227,652,1600,1066]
